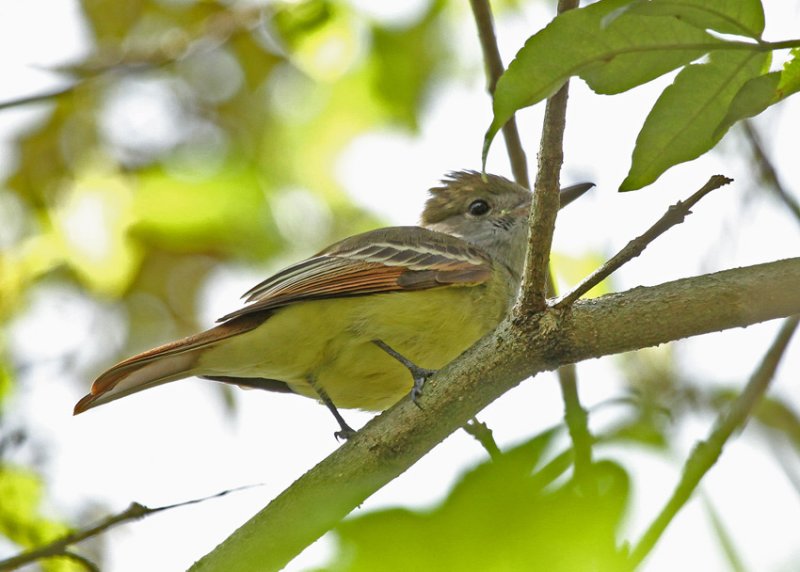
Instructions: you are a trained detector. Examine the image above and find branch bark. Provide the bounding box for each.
[191,257,800,572]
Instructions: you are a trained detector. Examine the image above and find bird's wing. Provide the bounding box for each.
[219,226,493,321]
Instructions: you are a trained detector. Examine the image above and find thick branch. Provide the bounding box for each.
[191,258,800,572]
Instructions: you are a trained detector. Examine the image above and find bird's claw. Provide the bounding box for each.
[372,339,437,408]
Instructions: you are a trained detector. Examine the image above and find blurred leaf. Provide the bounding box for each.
[367,0,447,130]
[710,389,800,449]
[7,98,83,208]
[52,170,143,297]
[0,466,80,572]
[272,0,336,49]
[325,456,629,572]
[0,363,13,409]
[81,0,145,43]
[552,251,611,298]
[621,49,769,191]
[625,0,765,39]
[484,0,719,162]
[227,31,282,90]
[604,416,670,449]
[272,0,361,82]
[131,161,280,259]
[715,49,800,136]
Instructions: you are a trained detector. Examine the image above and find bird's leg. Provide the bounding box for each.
[307,376,357,441]
[372,340,436,408]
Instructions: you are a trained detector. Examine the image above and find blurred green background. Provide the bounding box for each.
[1,1,798,571]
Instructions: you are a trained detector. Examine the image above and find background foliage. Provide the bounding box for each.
[0,0,798,570]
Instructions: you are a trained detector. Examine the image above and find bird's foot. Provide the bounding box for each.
[334,424,357,441]
[372,340,437,409]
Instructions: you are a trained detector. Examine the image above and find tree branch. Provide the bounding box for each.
[0,485,260,571]
[462,417,502,460]
[628,315,799,569]
[191,258,800,572]
[469,0,529,186]
[515,0,580,315]
[555,174,733,308]
[741,120,800,226]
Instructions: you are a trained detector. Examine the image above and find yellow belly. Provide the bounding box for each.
[198,282,511,410]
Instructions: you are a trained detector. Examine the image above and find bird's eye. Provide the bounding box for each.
[468,199,491,216]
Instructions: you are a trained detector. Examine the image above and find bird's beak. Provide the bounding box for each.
[511,200,531,217]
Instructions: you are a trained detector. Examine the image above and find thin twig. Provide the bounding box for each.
[556,363,593,477]
[0,484,261,571]
[62,551,101,572]
[555,175,733,309]
[0,6,262,113]
[515,0,580,314]
[546,270,593,478]
[702,496,749,572]
[462,417,502,460]
[0,85,77,111]
[741,120,800,226]
[627,315,799,569]
[469,0,529,187]
[768,439,800,495]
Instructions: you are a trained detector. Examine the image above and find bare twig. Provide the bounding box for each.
[741,120,800,226]
[468,0,529,186]
[703,496,749,572]
[0,85,77,111]
[545,271,593,478]
[628,315,799,569]
[555,175,733,309]
[0,484,261,571]
[0,6,262,113]
[463,417,502,460]
[515,0,581,314]
[62,551,101,572]
[556,363,593,477]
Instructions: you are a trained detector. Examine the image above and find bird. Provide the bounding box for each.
[74,171,592,438]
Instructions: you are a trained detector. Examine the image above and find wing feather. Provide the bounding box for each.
[220,227,492,322]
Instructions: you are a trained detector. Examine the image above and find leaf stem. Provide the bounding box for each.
[555,175,732,308]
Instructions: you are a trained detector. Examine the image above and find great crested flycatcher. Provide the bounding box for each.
[74,171,591,437]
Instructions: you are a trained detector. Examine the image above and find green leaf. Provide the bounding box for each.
[715,48,800,136]
[626,0,766,39]
[326,455,629,572]
[483,0,720,167]
[0,363,12,406]
[368,0,447,130]
[131,161,280,259]
[0,466,79,571]
[621,49,769,191]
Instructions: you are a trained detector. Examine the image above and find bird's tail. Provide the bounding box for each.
[73,313,268,414]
